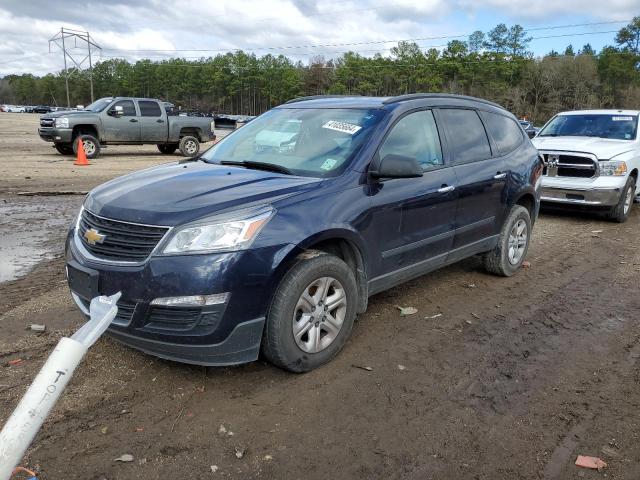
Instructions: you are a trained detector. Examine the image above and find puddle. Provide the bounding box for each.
[0,196,82,282]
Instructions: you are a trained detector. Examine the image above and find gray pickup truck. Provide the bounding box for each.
[38,97,215,159]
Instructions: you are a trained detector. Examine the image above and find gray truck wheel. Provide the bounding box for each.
[608,176,635,223]
[54,143,74,155]
[73,134,101,159]
[483,205,531,277]
[262,251,357,373]
[158,144,178,154]
[179,136,200,157]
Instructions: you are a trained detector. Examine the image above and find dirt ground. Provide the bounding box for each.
[1,112,640,479]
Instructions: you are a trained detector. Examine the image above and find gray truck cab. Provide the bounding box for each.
[38,97,215,159]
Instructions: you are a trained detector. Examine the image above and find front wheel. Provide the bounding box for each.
[54,143,74,155]
[178,136,200,157]
[483,205,532,277]
[608,177,635,223]
[72,134,101,159]
[262,251,357,372]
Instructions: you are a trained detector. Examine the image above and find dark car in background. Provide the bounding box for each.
[66,94,542,372]
[519,120,539,138]
[33,105,53,114]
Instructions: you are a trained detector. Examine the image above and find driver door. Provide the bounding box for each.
[102,99,141,142]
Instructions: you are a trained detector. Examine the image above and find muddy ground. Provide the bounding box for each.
[1,112,640,479]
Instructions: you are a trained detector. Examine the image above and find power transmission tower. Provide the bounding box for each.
[48,27,102,107]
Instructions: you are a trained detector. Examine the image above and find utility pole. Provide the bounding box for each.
[49,27,101,107]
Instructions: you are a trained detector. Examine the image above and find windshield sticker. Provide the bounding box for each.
[322,120,362,135]
[320,158,338,170]
[612,116,633,121]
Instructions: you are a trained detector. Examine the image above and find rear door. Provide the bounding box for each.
[367,109,457,280]
[137,100,168,142]
[437,108,507,253]
[102,99,140,142]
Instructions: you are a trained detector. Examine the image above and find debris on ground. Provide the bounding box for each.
[100,426,108,434]
[397,306,418,316]
[426,313,443,319]
[263,454,273,461]
[601,445,620,458]
[575,455,607,470]
[471,313,480,319]
[234,446,246,459]
[397,364,406,371]
[353,364,373,371]
[522,261,531,268]
[28,324,46,332]
[466,283,476,288]
[114,454,134,463]
[210,465,219,473]
[218,424,227,436]
[8,359,23,366]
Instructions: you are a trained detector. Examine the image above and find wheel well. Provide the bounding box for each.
[305,238,368,313]
[515,193,535,218]
[630,169,638,181]
[179,127,201,139]
[72,124,98,140]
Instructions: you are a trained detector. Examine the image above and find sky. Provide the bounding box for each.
[0,0,637,77]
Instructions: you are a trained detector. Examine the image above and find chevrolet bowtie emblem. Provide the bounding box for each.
[84,228,106,245]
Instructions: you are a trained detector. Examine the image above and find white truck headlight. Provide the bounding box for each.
[162,209,273,254]
[55,117,69,128]
[599,160,627,176]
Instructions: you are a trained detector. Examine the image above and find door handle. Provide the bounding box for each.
[129,119,138,123]
[437,185,455,193]
[494,172,507,179]
[156,119,164,123]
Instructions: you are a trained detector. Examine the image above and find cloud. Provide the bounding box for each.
[0,0,635,76]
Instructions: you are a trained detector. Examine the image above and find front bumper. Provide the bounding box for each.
[66,229,292,366]
[540,176,626,207]
[39,127,73,143]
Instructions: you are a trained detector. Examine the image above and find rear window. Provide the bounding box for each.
[483,112,524,155]
[139,101,162,117]
[440,109,492,163]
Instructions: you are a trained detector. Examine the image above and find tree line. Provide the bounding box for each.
[1,18,639,124]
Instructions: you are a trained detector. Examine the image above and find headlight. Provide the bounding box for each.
[55,117,69,128]
[162,209,273,254]
[599,160,628,176]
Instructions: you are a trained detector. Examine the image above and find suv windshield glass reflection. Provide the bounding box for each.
[84,98,113,112]
[539,114,638,140]
[201,108,384,177]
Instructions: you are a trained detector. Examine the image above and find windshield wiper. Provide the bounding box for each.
[219,160,293,175]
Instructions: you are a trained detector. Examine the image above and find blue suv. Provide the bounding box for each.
[65,94,542,372]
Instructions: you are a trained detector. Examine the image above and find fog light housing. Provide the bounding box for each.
[150,293,229,307]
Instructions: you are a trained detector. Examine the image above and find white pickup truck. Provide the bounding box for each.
[532,110,640,222]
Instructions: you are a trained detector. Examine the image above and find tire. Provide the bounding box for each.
[54,143,74,155]
[607,176,635,223]
[178,135,200,157]
[157,144,178,154]
[72,134,100,159]
[262,251,358,373]
[483,205,532,277]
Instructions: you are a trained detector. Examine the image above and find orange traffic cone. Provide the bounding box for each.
[74,137,90,166]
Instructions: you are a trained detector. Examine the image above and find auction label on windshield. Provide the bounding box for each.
[322,120,362,135]
[612,116,633,121]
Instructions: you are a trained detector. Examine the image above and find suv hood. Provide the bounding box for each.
[84,161,322,226]
[40,110,93,119]
[532,136,635,160]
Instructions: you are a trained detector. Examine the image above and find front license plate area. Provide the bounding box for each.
[67,261,99,300]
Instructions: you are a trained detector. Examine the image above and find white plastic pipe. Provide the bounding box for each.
[0,292,120,480]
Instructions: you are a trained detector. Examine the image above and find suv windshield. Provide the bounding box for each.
[539,114,638,140]
[201,108,384,177]
[84,98,113,112]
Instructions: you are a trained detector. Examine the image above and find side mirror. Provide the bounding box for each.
[370,154,423,179]
[109,105,124,117]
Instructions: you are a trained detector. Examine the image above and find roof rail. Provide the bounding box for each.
[284,95,360,104]
[382,93,503,109]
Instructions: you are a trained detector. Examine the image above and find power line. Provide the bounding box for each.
[100,20,631,54]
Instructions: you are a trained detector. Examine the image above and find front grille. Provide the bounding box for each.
[541,153,597,178]
[40,118,54,127]
[78,209,169,262]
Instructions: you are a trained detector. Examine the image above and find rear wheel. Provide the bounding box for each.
[608,176,635,223]
[483,205,531,277]
[262,251,357,372]
[54,143,74,155]
[72,134,100,159]
[179,135,200,157]
[157,144,178,154]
